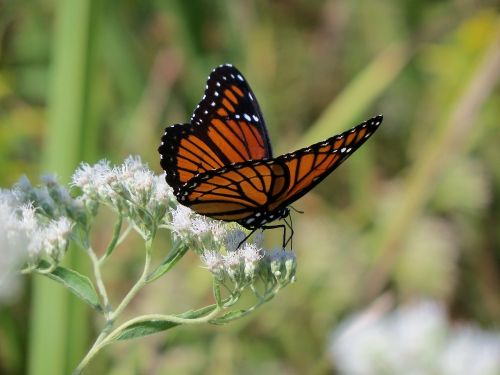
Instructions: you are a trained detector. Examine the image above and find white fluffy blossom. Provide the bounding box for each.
[239,243,263,278]
[330,299,500,375]
[171,205,193,235]
[200,250,224,277]
[0,191,74,301]
[0,192,30,301]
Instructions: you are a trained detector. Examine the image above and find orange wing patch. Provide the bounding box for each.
[181,162,289,222]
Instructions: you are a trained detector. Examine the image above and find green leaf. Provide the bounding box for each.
[146,242,189,283]
[112,305,217,341]
[102,214,123,260]
[41,261,101,311]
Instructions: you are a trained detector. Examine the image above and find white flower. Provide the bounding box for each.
[440,327,500,375]
[0,193,30,301]
[191,217,211,235]
[115,157,155,201]
[223,250,241,268]
[72,159,124,207]
[239,243,263,263]
[239,243,263,278]
[171,205,193,236]
[153,175,174,202]
[200,250,224,275]
[41,217,73,261]
[190,218,228,243]
[330,299,500,375]
[208,222,227,243]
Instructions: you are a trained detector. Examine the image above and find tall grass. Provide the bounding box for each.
[29,2,98,373]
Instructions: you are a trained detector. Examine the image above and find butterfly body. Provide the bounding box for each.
[159,64,382,231]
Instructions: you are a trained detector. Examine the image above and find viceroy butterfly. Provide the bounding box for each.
[159,64,382,245]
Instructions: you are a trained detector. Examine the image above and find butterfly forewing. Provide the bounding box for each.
[268,115,382,210]
[159,64,272,192]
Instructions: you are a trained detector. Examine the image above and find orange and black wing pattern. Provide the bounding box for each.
[269,115,383,211]
[159,64,272,193]
[177,115,382,229]
[177,161,290,226]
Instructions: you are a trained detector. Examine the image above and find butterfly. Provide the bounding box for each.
[159,64,382,245]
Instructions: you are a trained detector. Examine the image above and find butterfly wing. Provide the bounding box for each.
[177,115,382,227]
[177,161,290,224]
[159,64,273,193]
[267,115,383,211]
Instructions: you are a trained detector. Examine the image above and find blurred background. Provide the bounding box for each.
[1,1,499,374]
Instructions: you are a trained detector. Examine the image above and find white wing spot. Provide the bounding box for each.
[211,102,216,107]
[214,91,219,97]
[341,147,346,153]
[244,113,251,121]
[252,115,259,122]
[237,74,244,81]
[235,114,240,119]
[204,110,208,114]
[216,82,221,87]
[248,92,254,101]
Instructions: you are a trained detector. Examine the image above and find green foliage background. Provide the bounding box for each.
[0,1,499,374]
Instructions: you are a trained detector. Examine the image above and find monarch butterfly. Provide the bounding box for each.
[159,64,382,245]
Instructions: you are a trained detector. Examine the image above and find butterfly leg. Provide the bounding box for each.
[237,228,258,249]
[259,224,287,248]
[283,216,294,249]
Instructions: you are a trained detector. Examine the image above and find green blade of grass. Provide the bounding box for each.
[28,1,99,374]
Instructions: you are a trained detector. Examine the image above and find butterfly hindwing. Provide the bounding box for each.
[159,64,272,193]
[177,160,290,222]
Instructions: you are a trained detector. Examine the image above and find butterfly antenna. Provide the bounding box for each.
[290,205,304,214]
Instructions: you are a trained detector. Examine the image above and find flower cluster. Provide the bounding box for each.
[72,156,175,235]
[330,299,500,375]
[167,204,297,288]
[0,187,74,300]
[1,156,298,306]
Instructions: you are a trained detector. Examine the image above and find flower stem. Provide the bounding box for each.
[73,236,154,373]
[110,236,153,320]
[87,247,111,315]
